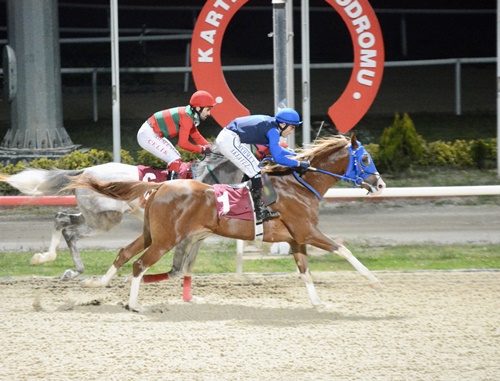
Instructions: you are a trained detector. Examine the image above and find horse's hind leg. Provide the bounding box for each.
[290,241,322,306]
[129,242,172,312]
[180,233,211,303]
[141,233,210,303]
[60,211,123,280]
[141,238,193,284]
[81,233,146,288]
[30,211,69,265]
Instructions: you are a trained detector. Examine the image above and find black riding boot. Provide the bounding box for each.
[251,188,280,222]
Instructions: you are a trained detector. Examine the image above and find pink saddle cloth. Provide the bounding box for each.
[214,184,254,221]
[137,165,169,183]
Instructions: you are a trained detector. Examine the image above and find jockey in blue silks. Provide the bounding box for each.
[215,108,310,222]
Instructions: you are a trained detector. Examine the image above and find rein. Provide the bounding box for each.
[194,153,225,184]
[292,144,378,200]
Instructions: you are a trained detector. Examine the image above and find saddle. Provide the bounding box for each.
[213,175,278,241]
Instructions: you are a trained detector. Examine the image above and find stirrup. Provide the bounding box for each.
[256,207,280,222]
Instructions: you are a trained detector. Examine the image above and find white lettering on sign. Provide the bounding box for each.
[197,0,240,63]
[336,0,377,87]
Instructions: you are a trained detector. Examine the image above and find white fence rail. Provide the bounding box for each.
[325,185,500,200]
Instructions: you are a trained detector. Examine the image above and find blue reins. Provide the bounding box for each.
[290,144,378,200]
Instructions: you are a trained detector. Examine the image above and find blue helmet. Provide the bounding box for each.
[275,108,302,125]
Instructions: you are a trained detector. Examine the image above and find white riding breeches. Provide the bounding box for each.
[137,122,181,165]
[216,128,260,178]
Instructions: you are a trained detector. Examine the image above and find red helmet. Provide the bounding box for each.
[190,90,216,108]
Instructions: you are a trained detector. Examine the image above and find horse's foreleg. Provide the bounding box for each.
[128,271,146,313]
[128,243,169,312]
[30,211,71,265]
[307,228,380,288]
[335,245,380,289]
[81,233,146,288]
[142,233,209,304]
[141,238,191,283]
[290,242,322,306]
[30,229,61,264]
[180,236,209,303]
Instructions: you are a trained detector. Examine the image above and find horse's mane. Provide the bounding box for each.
[263,135,349,173]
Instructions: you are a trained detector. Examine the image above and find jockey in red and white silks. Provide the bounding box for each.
[137,90,216,179]
[215,108,310,222]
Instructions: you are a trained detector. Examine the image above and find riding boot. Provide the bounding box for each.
[168,159,182,181]
[251,188,280,222]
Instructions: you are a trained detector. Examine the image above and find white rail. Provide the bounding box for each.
[325,185,500,199]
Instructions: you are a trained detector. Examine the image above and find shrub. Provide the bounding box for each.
[377,113,426,173]
[471,138,496,169]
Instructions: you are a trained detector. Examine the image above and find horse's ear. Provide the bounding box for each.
[350,133,359,149]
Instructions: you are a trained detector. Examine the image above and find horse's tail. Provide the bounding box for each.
[0,168,84,196]
[65,174,162,203]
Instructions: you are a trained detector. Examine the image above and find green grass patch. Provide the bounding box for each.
[0,242,498,278]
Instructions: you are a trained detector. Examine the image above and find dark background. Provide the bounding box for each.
[51,0,496,66]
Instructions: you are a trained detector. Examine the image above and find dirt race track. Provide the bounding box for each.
[0,271,498,381]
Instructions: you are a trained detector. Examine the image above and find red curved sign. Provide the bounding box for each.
[191,0,384,133]
[325,0,384,133]
[191,0,250,127]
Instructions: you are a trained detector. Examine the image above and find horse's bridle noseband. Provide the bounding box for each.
[291,143,380,200]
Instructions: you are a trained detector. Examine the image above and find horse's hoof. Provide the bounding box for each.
[311,300,326,308]
[370,282,383,291]
[80,277,104,288]
[60,269,80,280]
[125,304,141,313]
[30,252,55,265]
[187,296,205,304]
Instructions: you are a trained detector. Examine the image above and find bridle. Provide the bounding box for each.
[291,143,381,200]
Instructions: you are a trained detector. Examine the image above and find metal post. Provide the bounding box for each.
[184,42,191,93]
[92,69,98,122]
[110,0,121,163]
[273,0,287,113]
[236,240,244,275]
[301,0,311,147]
[455,60,461,116]
[497,0,500,177]
[285,0,295,149]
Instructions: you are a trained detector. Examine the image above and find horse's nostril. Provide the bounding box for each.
[378,184,384,189]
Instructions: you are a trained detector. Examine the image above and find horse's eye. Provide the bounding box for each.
[361,154,371,166]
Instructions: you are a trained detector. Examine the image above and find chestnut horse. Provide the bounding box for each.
[69,135,386,311]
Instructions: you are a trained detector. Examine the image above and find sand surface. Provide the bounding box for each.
[0,271,498,381]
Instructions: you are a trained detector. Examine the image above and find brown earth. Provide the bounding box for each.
[0,271,498,381]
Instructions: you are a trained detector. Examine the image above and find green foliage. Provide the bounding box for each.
[363,143,379,162]
[377,113,426,173]
[451,140,474,167]
[55,149,113,169]
[120,149,136,165]
[373,113,496,174]
[424,141,455,166]
[471,138,496,169]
